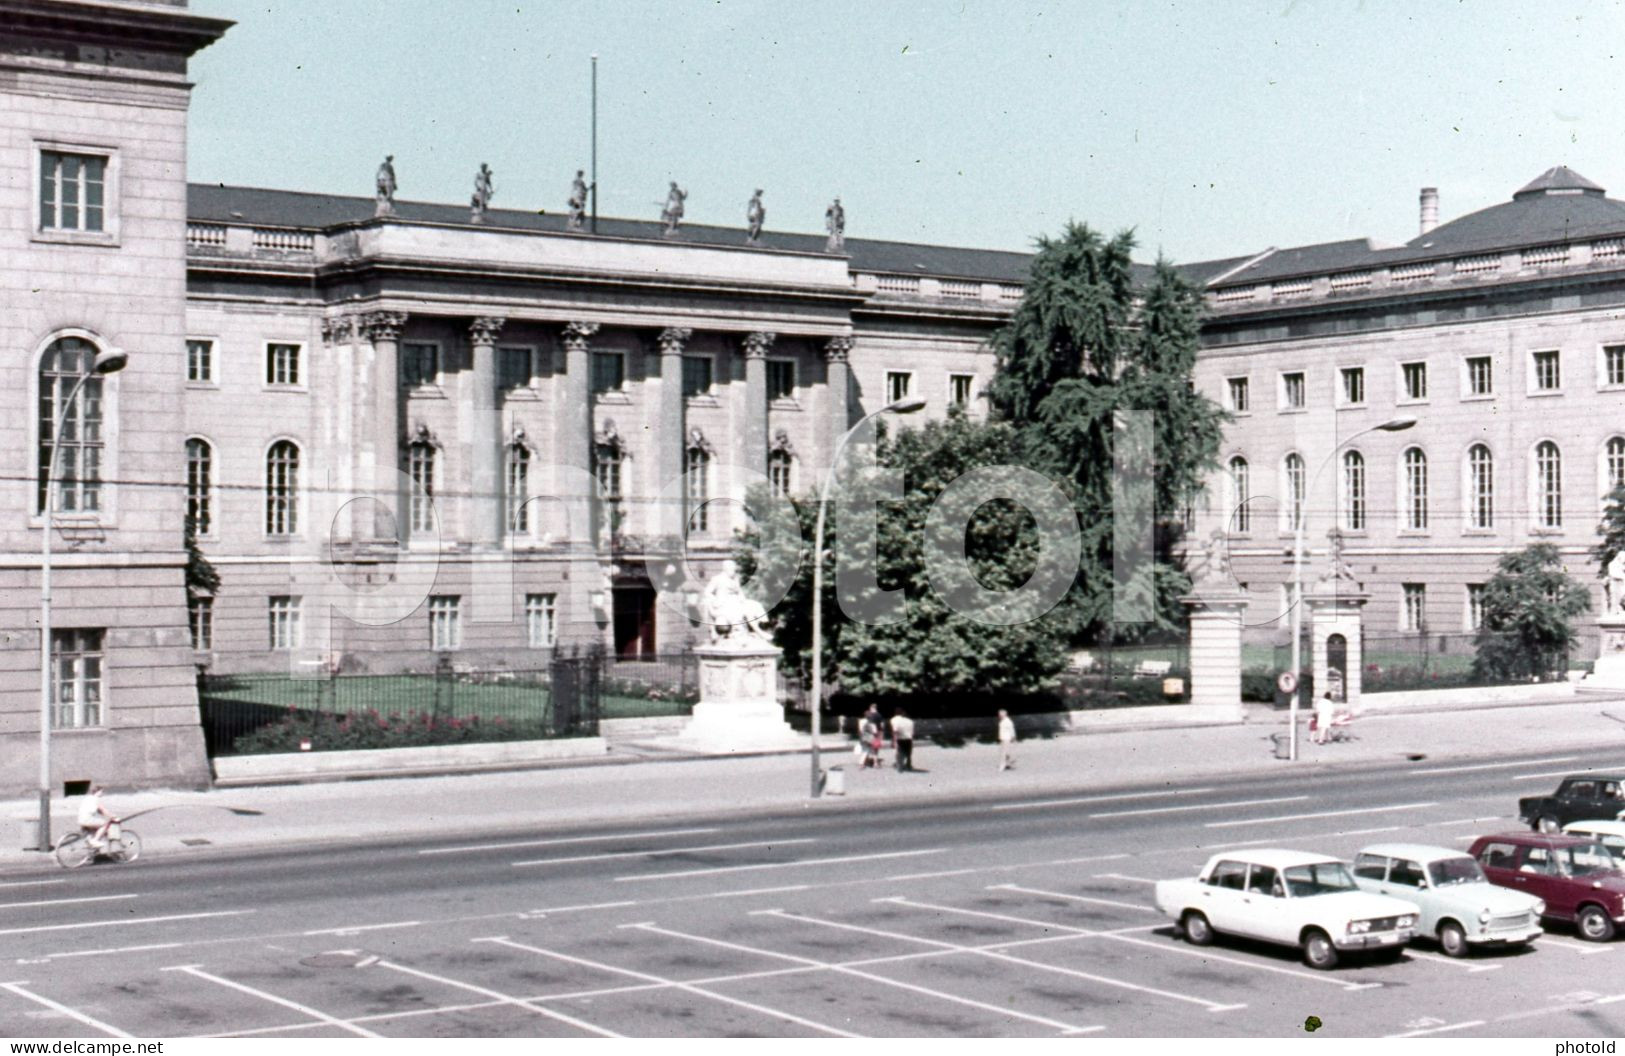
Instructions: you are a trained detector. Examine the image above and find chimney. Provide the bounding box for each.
[1419,187,1439,236]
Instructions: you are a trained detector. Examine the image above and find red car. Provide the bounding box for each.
[1469,832,1625,942]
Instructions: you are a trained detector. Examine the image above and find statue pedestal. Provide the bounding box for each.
[676,644,800,752]
[1181,585,1250,721]
[1582,614,1625,691]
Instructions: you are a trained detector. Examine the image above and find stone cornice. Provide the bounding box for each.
[0,0,233,59]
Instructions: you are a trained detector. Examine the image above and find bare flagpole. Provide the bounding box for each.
[590,53,598,234]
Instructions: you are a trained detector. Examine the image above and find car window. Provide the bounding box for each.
[1209,860,1247,890]
[1428,856,1486,887]
[1283,861,1358,896]
[1478,842,1519,870]
[1569,782,1599,800]
[1565,843,1620,877]
[1522,847,1554,875]
[1389,859,1426,888]
[1247,865,1279,896]
[1603,782,1624,801]
[1352,854,1388,881]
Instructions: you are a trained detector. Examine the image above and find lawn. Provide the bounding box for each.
[201,673,694,722]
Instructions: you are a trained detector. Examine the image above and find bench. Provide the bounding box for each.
[1133,659,1173,679]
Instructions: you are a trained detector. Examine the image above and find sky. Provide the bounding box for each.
[187,0,1625,265]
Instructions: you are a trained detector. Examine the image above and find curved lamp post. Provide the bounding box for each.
[37,347,126,851]
[810,395,927,797]
[1286,415,1415,762]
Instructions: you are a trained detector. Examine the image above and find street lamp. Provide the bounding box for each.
[810,395,927,796]
[1286,415,1415,761]
[37,346,127,851]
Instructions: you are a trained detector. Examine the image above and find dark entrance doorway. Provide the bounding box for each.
[613,584,657,659]
[1327,633,1348,702]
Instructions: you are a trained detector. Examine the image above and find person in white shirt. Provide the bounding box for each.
[996,710,1017,772]
[890,710,915,772]
[77,784,116,850]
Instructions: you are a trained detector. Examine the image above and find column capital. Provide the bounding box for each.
[822,335,852,363]
[361,310,409,343]
[742,331,776,359]
[320,315,356,345]
[656,326,694,356]
[469,316,507,346]
[561,320,601,352]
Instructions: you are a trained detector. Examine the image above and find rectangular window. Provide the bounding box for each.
[429,595,461,651]
[402,342,439,388]
[1466,355,1493,396]
[1340,366,1365,406]
[1227,377,1249,413]
[768,451,793,497]
[682,355,713,398]
[50,629,105,729]
[595,447,622,501]
[189,596,213,651]
[886,371,913,404]
[268,596,302,651]
[767,359,796,401]
[39,150,107,233]
[266,343,301,386]
[1402,584,1426,632]
[1280,371,1305,409]
[526,593,557,648]
[187,339,214,383]
[499,345,533,390]
[1402,361,1428,401]
[949,373,975,409]
[1606,345,1625,388]
[1466,584,1486,631]
[1532,349,1561,392]
[591,351,624,394]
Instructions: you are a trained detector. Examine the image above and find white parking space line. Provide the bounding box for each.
[1402,948,1502,973]
[991,788,1218,811]
[379,959,621,1037]
[616,848,945,882]
[0,893,138,911]
[481,936,861,1037]
[515,838,816,868]
[419,826,721,855]
[989,883,1156,913]
[165,964,381,1038]
[1438,817,1508,826]
[1205,802,1438,829]
[881,896,1376,991]
[1093,873,1159,885]
[1042,853,1131,867]
[303,920,422,937]
[1334,825,1408,838]
[757,908,1244,1013]
[1534,935,1613,955]
[624,922,1104,1035]
[523,901,640,915]
[1092,795,1310,819]
[1414,756,1579,776]
[21,943,185,963]
[886,869,978,882]
[1513,765,1625,781]
[1389,1019,1486,1037]
[0,910,252,938]
[1,981,131,1038]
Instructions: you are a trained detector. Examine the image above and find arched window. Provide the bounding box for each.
[1468,444,1494,530]
[1341,450,1365,531]
[768,448,793,499]
[265,440,299,536]
[186,438,212,535]
[1403,447,1428,530]
[1283,453,1305,531]
[1607,437,1625,495]
[1536,440,1563,529]
[38,336,108,515]
[686,445,711,533]
[407,441,436,534]
[1227,456,1250,533]
[506,444,530,535]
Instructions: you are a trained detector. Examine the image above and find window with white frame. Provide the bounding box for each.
[768,449,793,498]
[38,150,108,233]
[266,342,300,386]
[1280,372,1306,409]
[590,351,624,394]
[1466,584,1486,631]
[1468,444,1494,530]
[682,356,713,398]
[767,359,796,401]
[1341,450,1365,530]
[686,445,711,533]
[526,593,557,648]
[1403,447,1429,530]
[1283,453,1305,531]
[1465,355,1493,397]
[1535,440,1563,528]
[886,371,913,404]
[1227,377,1249,413]
[429,595,461,651]
[408,441,436,534]
[265,440,299,536]
[186,438,212,535]
[499,345,533,390]
[1340,367,1365,406]
[1401,361,1428,401]
[402,342,439,388]
[189,596,213,651]
[1531,350,1562,393]
[187,339,214,383]
[1607,437,1625,494]
[38,336,108,516]
[267,596,302,650]
[507,444,530,535]
[1227,456,1250,533]
[949,373,975,409]
[50,628,105,728]
[1402,583,1427,632]
[1606,345,1625,389]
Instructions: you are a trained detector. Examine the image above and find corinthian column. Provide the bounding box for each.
[740,332,774,484]
[823,335,853,473]
[558,321,599,548]
[360,310,408,544]
[657,327,692,540]
[469,316,506,547]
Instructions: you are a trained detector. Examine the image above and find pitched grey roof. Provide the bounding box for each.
[1514,165,1605,200]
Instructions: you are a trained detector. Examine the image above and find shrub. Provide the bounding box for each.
[230,708,559,755]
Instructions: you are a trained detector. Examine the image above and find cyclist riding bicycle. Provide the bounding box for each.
[77,784,117,851]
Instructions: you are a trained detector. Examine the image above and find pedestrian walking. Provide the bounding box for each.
[996,709,1017,771]
[1313,691,1335,745]
[890,709,915,772]
[861,703,884,768]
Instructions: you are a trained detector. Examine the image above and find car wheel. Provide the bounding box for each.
[1438,920,1470,958]
[1577,905,1617,943]
[1181,911,1214,946]
[1537,815,1561,834]
[1303,929,1340,970]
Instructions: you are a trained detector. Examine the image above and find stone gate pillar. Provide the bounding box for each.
[1307,581,1369,709]
[1181,585,1250,719]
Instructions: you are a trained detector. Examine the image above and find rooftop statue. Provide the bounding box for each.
[375,155,397,216]
[567,170,588,231]
[661,181,687,236]
[745,189,765,243]
[825,196,845,253]
[470,163,494,223]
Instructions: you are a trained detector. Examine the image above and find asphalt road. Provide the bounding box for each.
[4,748,1625,1039]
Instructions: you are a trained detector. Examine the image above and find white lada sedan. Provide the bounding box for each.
[1155,849,1420,969]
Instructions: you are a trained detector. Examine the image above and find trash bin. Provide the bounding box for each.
[823,766,846,796]
[1270,732,1292,760]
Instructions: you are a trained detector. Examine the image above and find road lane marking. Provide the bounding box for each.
[1042,853,1132,866]
[0,982,132,1037]
[514,837,815,868]
[1389,1020,1485,1037]
[756,908,1244,1013]
[1091,795,1310,819]
[1205,802,1438,828]
[624,921,1104,1035]
[480,936,862,1037]
[1334,825,1408,838]
[1513,765,1625,781]
[164,965,381,1038]
[992,787,1218,811]
[378,959,620,1037]
[990,883,1156,913]
[523,900,640,916]
[419,826,721,855]
[0,910,252,937]
[1094,873,1159,884]
[615,848,945,882]
[0,893,138,911]
[880,896,1376,991]
[1438,817,1508,826]
[1414,756,1579,776]
[303,920,422,936]
[23,942,184,962]
[0,880,64,890]
[886,869,978,881]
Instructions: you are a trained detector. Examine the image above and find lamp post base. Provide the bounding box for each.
[35,789,51,852]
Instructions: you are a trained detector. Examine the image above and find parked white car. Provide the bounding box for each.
[1155,850,1420,969]
[1352,843,1544,957]
[1563,820,1625,864]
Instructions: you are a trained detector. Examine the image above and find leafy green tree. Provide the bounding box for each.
[1594,483,1625,572]
[185,524,220,601]
[1471,543,1589,682]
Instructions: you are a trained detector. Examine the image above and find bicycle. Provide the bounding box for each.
[53,823,141,869]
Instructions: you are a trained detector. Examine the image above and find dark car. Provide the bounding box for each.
[1518,775,1625,832]
[1469,832,1625,942]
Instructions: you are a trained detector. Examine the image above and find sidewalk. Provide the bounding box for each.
[6,696,1625,869]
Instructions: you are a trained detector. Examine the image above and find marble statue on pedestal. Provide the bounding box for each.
[1607,552,1625,616]
[699,561,771,647]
